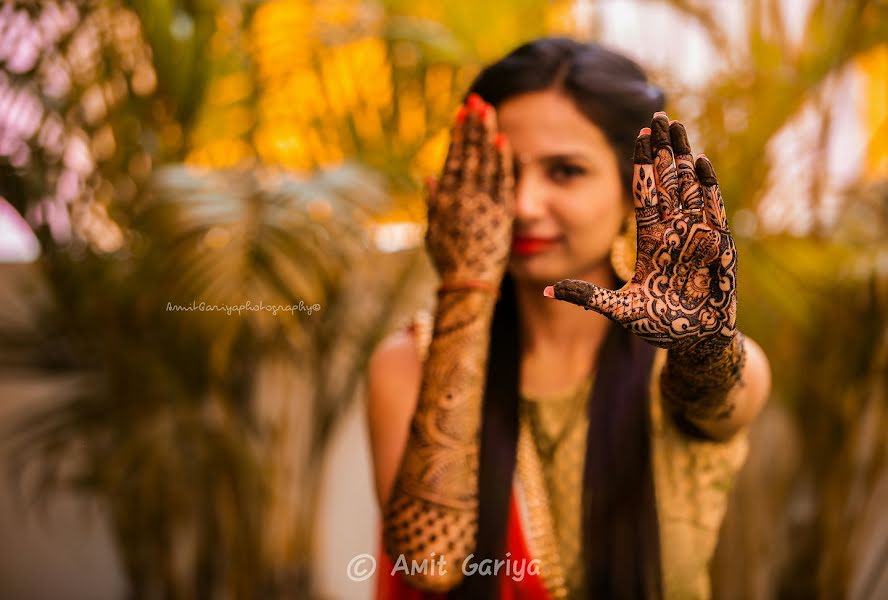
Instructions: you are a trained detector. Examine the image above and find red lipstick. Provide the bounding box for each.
[511,235,560,255]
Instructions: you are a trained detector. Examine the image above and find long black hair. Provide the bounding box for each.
[446,38,666,599]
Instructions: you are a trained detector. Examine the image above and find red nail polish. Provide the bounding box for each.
[478,104,488,119]
[467,93,482,109]
[494,133,506,149]
[639,127,651,135]
[456,106,467,123]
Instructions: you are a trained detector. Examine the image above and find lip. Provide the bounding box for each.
[511,235,561,255]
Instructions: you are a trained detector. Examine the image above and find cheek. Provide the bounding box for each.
[552,179,626,252]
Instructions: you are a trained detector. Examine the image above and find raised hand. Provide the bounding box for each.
[425,93,515,287]
[382,94,514,591]
[548,112,737,354]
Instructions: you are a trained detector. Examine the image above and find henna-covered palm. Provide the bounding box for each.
[552,113,737,353]
[425,93,515,285]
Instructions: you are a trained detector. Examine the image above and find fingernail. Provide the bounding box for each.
[639,127,651,136]
[467,93,482,108]
[654,111,667,118]
[478,103,488,119]
[456,106,467,123]
[543,286,555,298]
[494,133,507,149]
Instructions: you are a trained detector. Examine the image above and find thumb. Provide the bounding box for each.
[545,279,622,318]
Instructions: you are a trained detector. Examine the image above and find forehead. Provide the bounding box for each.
[496,90,611,158]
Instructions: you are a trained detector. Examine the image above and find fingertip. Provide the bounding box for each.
[639,127,651,136]
[651,114,671,148]
[695,155,717,185]
[668,121,691,155]
[543,285,555,298]
[552,279,591,307]
[633,132,653,164]
[494,133,507,150]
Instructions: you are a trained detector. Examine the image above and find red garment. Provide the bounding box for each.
[375,489,550,600]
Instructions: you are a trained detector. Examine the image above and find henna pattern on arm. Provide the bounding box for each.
[383,289,495,590]
[382,94,514,591]
[550,113,744,430]
[660,332,746,426]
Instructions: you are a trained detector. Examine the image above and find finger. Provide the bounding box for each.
[632,127,660,231]
[651,112,680,218]
[494,132,514,211]
[441,103,468,192]
[477,98,498,193]
[460,94,485,195]
[669,121,704,217]
[549,279,623,319]
[695,155,730,233]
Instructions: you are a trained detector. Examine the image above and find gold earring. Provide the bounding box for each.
[609,212,636,283]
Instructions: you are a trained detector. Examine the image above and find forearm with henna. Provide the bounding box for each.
[382,94,514,591]
[382,289,496,590]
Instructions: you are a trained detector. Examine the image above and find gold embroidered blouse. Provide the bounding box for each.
[518,374,594,599]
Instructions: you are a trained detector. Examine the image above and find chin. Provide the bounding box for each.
[508,252,611,288]
[507,255,570,286]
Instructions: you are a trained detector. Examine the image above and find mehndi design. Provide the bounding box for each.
[382,93,514,591]
[551,112,744,425]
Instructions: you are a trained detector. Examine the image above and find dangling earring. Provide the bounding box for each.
[609,212,636,283]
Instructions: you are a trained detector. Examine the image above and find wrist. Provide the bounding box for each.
[662,332,746,421]
[668,331,737,369]
[437,277,501,299]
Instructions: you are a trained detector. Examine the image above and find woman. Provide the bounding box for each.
[366,37,770,599]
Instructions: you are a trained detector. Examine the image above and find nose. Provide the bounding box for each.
[514,171,547,222]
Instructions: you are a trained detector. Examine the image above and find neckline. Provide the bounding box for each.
[520,371,596,403]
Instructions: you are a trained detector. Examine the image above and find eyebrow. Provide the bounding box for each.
[518,152,593,165]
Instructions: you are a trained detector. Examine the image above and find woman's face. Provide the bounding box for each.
[497,89,628,286]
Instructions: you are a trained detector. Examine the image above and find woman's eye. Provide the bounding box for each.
[547,163,586,183]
